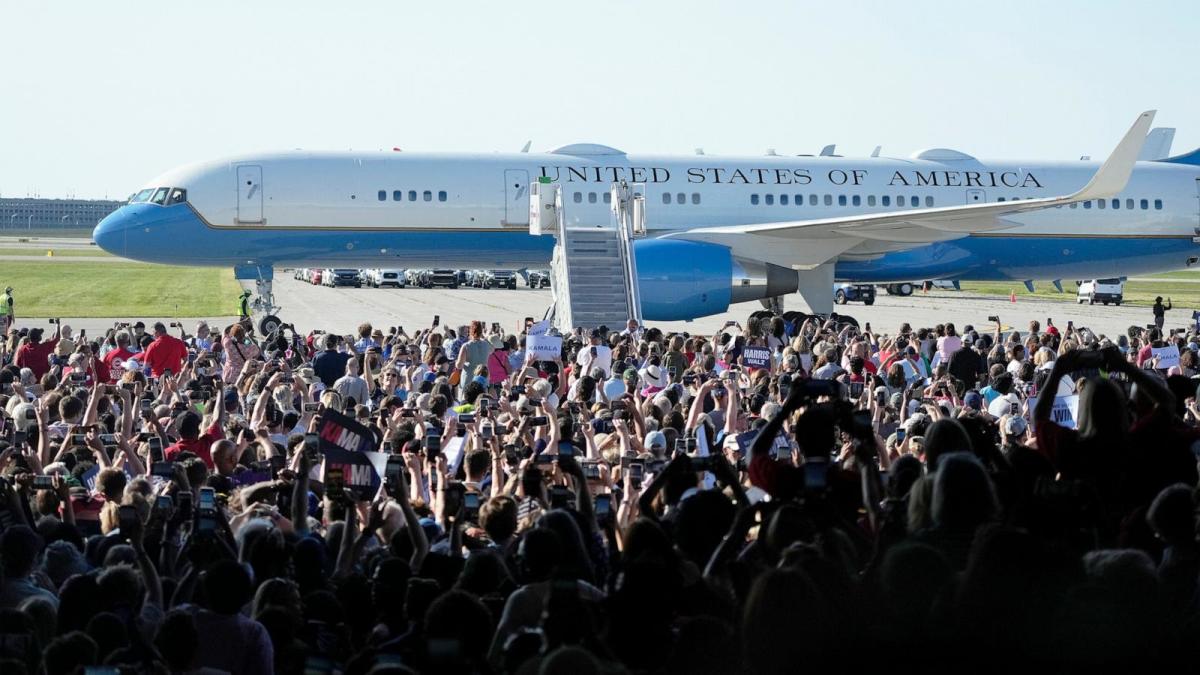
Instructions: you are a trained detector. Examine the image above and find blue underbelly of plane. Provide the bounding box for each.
[95,202,1198,283]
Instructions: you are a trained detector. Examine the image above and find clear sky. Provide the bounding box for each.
[2,0,1197,199]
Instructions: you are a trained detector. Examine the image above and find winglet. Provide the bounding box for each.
[1073,110,1155,201]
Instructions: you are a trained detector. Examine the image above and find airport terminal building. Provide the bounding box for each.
[0,197,122,230]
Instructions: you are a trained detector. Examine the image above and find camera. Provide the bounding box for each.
[304,433,321,461]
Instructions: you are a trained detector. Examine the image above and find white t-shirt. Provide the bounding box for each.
[576,344,613,377]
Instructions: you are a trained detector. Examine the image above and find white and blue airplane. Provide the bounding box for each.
[94,110,1200,328]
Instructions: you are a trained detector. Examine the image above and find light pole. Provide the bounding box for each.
[7,214,16,229]
[27,215,33,230]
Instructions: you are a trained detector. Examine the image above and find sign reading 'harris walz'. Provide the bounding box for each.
[537,165,1043,189]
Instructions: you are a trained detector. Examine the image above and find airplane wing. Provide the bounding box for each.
[664,111,1155,268]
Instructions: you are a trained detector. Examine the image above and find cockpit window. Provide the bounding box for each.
[130,188,154,203]
[165,188,188,205]
[150,188,170,205]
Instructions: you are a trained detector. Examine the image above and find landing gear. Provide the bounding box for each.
[235,266,284,337]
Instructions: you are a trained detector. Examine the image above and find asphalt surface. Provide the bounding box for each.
[8,269,1186,340]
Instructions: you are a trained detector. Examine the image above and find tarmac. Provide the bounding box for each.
[8,272,1185,342]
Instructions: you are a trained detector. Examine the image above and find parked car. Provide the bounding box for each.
[309,269,323,285]
[324,268,363,288]
[527,270,552,288]
[833,283,875,305]
[420,269,459,289]
[1077,278,1123,305]
[404,269,425,286]
[482,269,518,289]
[465,269,487,288]
[365,269,405,288]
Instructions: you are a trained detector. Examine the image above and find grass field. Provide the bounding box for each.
[958,279,1200,308]
[0,261,241,317]
[0,247,110,257]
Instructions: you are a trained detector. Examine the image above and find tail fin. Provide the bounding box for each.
[1138,127,1176,160]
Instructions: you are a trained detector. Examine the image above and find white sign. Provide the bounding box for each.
[1151,345,1180,370]
[527,334,562,360]
[1050,395,1080,430]
[527,319,551,337]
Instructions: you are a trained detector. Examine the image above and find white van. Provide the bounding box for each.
[1076,278,1123,305]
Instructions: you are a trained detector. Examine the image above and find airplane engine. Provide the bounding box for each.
[633,239,799,321]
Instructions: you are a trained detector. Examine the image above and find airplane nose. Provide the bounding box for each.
[93,207,129,256]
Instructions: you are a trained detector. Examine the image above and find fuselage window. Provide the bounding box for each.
[393,190,402,201]
[809,194,818,206]
[1069,202,1078,209]
[150,188,169,205]
[676,192,685,204]
[409,190,417,201]
[377,190,386,201]
[780,194,789,205]
[998,197,1006,202]
[604,192,612,204]
[867,195,876,206]
[165,188,187,206]
[910,196,919,207]
[851,195,861,206]
[882,195,891,207]
[765,194,775,205]
[795,194,803,205]
[1154,199,1163,210]
[1125,198,1133,210]
[661,193,671,205]
[925,196,934,207]
[691,193,700,204]
[423,190,433,202]
[751,194,760,205]
[588,192,597,204]
[1097,199,1106,209]
[1140,199,1149,210]
[1083,200,1092,209]
[838,195,847,206]
[1111,199,1120,209]
[824,194,833,206]
[575,192,584,204]
[438,191,447,202]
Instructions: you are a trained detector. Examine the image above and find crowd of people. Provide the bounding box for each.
[2,307,1200,674]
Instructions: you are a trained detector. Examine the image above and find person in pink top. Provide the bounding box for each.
[936,322,963,362]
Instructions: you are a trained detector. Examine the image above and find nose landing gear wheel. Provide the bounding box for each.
[259,314,282,336]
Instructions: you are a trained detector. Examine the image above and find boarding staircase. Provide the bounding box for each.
[531,180,645,332]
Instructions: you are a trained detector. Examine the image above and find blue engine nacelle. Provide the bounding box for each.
[633,239,799,321]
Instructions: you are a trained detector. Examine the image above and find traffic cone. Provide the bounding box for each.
[1009,290,1016,304]
[46,250,53,257]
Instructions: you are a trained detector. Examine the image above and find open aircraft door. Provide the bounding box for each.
[237,165,264,224]
[504,170,529,226]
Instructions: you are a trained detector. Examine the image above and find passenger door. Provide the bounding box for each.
[504,170,529,226]
[237,165,264,224]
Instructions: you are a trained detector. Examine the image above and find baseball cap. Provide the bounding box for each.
[963,391,983,411]
[1004,415,1028,437]
[643,430,667,452]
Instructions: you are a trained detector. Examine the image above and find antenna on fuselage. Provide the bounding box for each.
[870,146,881,157]
[695,148,705,155]
[820,144,836,156]
[520,141,532,153]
